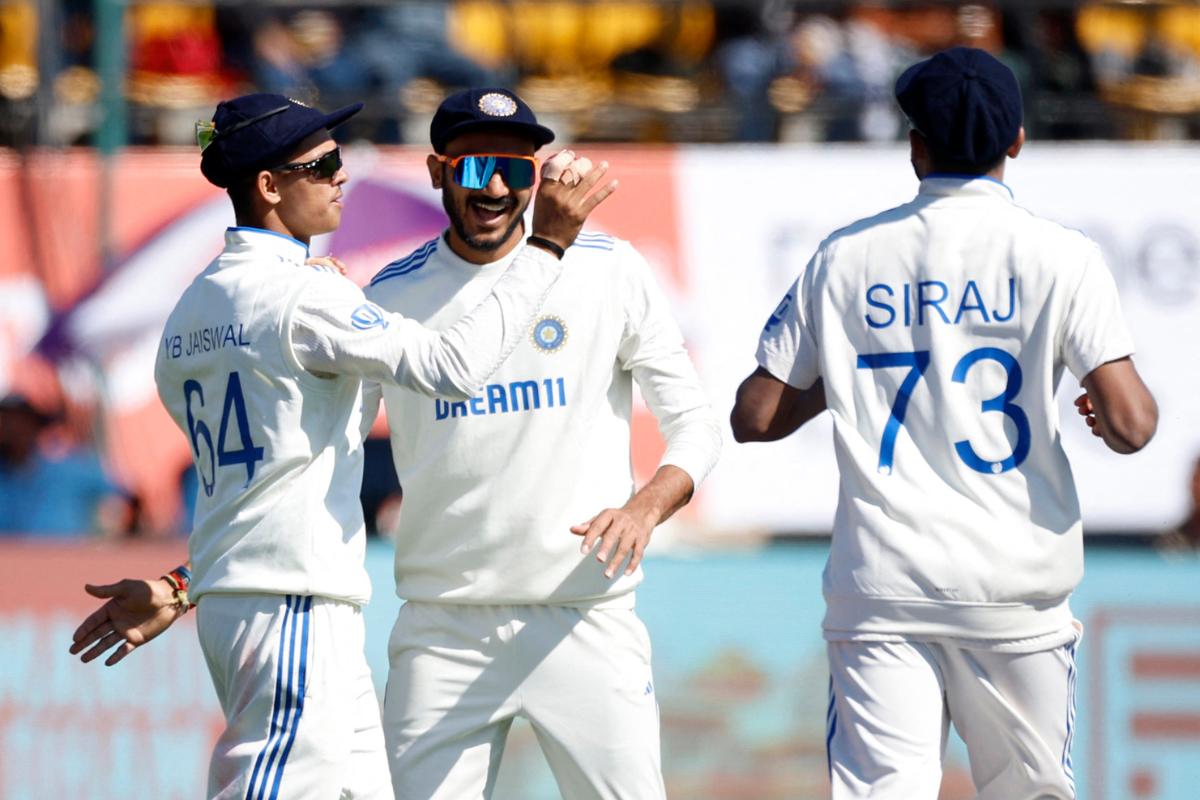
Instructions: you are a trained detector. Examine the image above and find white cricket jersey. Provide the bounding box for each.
[155,227,563,603]
[364,231,721,606]
[756,177,1135,641]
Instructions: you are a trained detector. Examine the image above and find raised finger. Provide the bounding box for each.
[541,150,575,182]
[625,539,647,576]
[581,179,619,214]
[583,513,614,554]
[605,532,636,579]
[596,521,625,564]
[80,631,125,663]
[70,620,112,654]
[106,641,137,667]
[72,606,113,644]
[572,161,609,195]
[567,157,593,185]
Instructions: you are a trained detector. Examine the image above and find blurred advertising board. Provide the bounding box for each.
[3,540,1199,799]
[0,540,215,800]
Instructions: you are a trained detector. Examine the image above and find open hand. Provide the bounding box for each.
[69,579,184,666]
[306,254,348,275]
[572,507,654,579]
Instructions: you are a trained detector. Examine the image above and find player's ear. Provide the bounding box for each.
[256,169,283,208]
[1006,127,1026,160]
[908,129,926,160]
[908,129,930,179]
[427,154,444,189]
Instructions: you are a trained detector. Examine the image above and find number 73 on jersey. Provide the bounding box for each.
[857,347,1031,476]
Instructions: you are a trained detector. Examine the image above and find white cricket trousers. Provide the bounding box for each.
[826,633,1080,800]
[383,602,666,800]
[196,593,392,800]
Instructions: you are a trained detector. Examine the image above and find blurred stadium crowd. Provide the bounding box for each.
[2,1,1200,544]
[0,0,1199,147]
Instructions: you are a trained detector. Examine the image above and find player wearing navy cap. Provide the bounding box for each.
[67,92,616,799]
[732,48,1156,798]
[362,87,721,799]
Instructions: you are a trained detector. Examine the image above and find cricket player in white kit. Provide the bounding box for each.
[364,89,722,799]
[731,49,1157,798]
[67,93,618,799]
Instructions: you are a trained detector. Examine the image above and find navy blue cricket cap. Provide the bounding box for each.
[199,93,362,188]
[895,47,1022,169]
[430,88,555,153]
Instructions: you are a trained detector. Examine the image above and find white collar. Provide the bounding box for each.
[436,229,524,276]
[223,226,309,264]
[918,175,1014,201]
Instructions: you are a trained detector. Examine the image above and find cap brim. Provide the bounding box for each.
[284,102,365,155]
[321,102,363,132]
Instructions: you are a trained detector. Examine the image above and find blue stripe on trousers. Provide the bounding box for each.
[826,675,838,778]
[256,595,307,800]
[1063,641,1078,792]
[267,596,313,800]
[246,595,296,800]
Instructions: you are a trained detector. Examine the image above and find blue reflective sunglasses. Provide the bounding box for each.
[436,154,538,190]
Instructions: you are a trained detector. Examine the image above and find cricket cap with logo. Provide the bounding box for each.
[895,47,1022,169]
[199,93,362,188]
[429,88,555,153]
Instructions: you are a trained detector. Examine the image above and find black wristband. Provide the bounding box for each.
[527,235,566,260]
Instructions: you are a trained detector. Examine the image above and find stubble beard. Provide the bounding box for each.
[443,190,528,253]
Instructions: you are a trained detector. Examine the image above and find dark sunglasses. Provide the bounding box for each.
[435,154,538,190]
[273,147,343,180]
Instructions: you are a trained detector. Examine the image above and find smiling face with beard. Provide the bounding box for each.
[428,130,538,265]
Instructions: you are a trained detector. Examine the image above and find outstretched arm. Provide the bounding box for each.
[731,367,827,443]
[291,153,619,400]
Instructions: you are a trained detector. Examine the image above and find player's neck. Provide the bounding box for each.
[235,212,312,247]
[445,221,525,266]
[918,161,1007,183]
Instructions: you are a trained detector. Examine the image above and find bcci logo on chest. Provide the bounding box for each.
[531,315,568,353]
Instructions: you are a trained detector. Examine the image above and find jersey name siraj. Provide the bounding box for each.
[162,323,251,360]
[435,377,568,420]
[865,278,1017,329]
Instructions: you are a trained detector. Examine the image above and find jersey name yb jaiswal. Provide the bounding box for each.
[162,322,251,359]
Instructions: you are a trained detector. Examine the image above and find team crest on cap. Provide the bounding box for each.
[478,92,518,117]
[531,315,568,353]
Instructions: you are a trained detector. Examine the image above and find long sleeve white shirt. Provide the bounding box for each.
[364,231,722,606]
[156,227,562,602]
